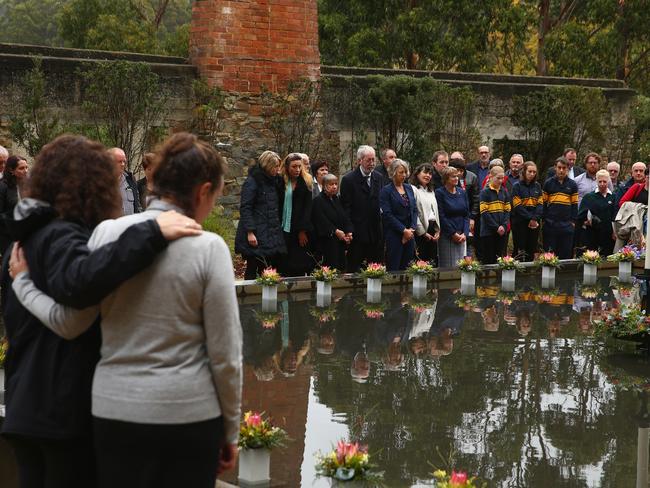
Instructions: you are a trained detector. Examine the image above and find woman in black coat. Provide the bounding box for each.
[235,151,287,279]
[311,174,352,270]
[279,153,314,276]
[0,155,29,254]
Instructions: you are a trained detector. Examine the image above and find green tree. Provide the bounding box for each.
[0,0,64,45]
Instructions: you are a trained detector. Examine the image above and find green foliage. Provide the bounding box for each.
[632,95,650,161]
[263,79,327,160]
[326,76,480,165]
[511,86,608,173]
[0,0,64,45]
[202,205,235,254]
[81,60,167,172]
[187,79,225,145]
[8,59,68,157]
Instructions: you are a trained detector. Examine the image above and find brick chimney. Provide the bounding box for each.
[190,0,321,93]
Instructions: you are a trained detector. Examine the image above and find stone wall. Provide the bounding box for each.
[0,44,638,218]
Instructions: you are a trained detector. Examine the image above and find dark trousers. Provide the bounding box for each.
[481,233,507,265]
[415,234,438,266]
[244,255,281,280]
[5,434,95,488]
[543,225,574,259]
[511,220,540,262]
[583,226,615,256]
[319,237,346,271]
[472,218,482,260]
[346,238,383,273]
[385,232,416,271]
[93,416,224,488]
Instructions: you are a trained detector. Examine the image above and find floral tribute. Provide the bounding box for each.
[534,252,560,268]
[315,440,382,483]
[358,301,387,320]
[238,411,289,450]
[496,255,521,270]
[580,250,602,265]
[407,260,435,276]
[312,265,340,282]
[255,267,282,286]
[254,311,283,329]
[433,469,484,487]
[309,305,338,323]
[593,304,649,340]
[456,256,481,272]
[361,262,387,279]
[608,245,644,262]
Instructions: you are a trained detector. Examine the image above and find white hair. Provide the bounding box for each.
[0,146,8,158]
[356,145,375,161]
[389,159,410,178]
[489,158,504,169]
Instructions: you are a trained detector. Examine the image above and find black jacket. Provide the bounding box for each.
[1,199,168,439]
[374,164,392,187]
[235,164,287,258]
[339,168,383,243]
[124,171,142,214]
[137,176,148,210]
[284,175,313,235]
[0,180,19,254]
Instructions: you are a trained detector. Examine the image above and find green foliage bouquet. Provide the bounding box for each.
[315,440,383,483]
[256,267,282,286]
[456,256,481,272]
[580,250,602,265]
[312,265,340,282]
[496,255,522,270]
[407,259,435,276]
[238,411,289,450]
[608,245,644,262]
[535,252,560,268]
[0,337,7,368]
[361,262,386,279]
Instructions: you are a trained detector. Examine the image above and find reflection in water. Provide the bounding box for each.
[232,275,649,487]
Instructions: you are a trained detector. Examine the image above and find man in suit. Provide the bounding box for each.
[340,145,384,272]
[375,148,397,187]
[546,147,584,181]
[109,147,142,215]
[466,145,491,185]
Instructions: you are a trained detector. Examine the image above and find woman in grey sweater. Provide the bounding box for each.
[11,133,242,488]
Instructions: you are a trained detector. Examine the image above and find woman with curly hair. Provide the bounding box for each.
[9,133,242,488]
[1,134,201,488]
[0,155,29,253]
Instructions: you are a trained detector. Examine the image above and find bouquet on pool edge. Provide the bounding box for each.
[315,440,383,483]
[256,267,282,286]
[238,411,289,450]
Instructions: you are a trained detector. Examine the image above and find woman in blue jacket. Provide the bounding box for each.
[379,159,418,271]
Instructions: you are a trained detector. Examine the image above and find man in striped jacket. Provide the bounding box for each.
[542,157,579,259]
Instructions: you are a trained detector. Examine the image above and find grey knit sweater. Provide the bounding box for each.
[13,199,242,443]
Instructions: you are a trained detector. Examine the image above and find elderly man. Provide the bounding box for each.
[607,161,623,190]
[547,147,585,180]
[375,148,397,187]
[615,161,647,203]
[0,145,8,179]
[506,154,524,180]
[574,152,605,204]
[467,145,491,184]
[109,147,141,215]
[340,145,383,272]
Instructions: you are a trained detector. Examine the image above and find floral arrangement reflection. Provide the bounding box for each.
[433,469,484,487]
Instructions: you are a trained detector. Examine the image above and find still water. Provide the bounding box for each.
[226,274,650,487]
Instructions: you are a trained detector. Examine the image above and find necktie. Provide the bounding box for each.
[366,175,371,187]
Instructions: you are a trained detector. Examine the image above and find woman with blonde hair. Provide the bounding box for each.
[279,152,314,275]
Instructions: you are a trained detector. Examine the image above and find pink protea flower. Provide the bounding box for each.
[245,412,262,427]
[450,470,468,485]
[262,267,278,277]
[416,260,429,267]
[336,441,359,464]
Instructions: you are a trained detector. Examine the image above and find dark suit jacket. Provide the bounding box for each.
[339,167,383,243]
[124,171,142,213]
[137,177,148,210]
[375,164,392,187]
[379,183,418,235]
[311,192,352,260]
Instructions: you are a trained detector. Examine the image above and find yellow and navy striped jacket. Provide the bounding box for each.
[479,184,510,237]
[542,176,578,225]
[511,180,543,222]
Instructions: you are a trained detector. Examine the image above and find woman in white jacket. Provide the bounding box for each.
[410,163,441,265]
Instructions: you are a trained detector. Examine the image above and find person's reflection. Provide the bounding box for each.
[428,328,453,358]
[351,347,370,383]
[275,299,311,377]
[375,291,409,371]
[241,304,283,382]
[407,290,438,357]
[481,304,500,332]
[316,324,336,355]
[427,289,463,358]
[537,282,574,338]
[512,288,537,337]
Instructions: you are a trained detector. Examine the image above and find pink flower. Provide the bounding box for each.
[246,413,262,427]
[416,260,428,267]
[450,470,468,485]
[322,266,330,272]
[336,441,359,464]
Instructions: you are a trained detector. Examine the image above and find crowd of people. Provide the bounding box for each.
[235,145,649,276]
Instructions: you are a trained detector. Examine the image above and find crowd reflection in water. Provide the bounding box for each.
[240,277,640,383]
